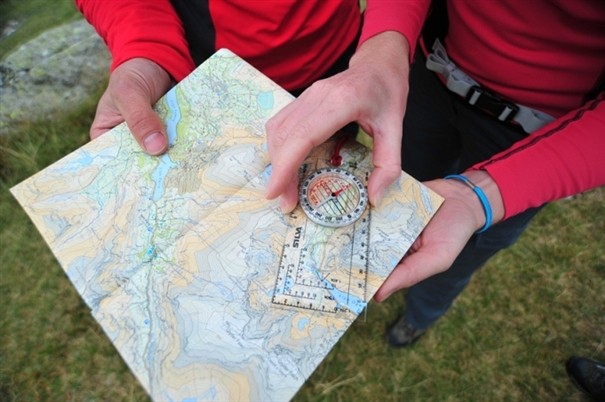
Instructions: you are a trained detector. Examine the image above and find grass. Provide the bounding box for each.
[1,2,604,402]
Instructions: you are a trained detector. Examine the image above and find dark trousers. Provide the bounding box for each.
[401,52,543,329]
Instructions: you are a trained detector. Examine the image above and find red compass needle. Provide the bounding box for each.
[332,184,350,197]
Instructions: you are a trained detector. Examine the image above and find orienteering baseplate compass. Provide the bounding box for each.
[271,136,372,314]
[299,167,368,228]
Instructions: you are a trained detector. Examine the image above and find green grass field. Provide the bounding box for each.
[1,2,604,401]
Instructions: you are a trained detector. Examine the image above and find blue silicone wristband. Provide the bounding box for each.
[444,174,493,234]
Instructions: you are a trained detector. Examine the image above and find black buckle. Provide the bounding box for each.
[465,86,519,122]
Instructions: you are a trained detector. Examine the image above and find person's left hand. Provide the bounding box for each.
[374,170,505,302]
[89,57,174,154]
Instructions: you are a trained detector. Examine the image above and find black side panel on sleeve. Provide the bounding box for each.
[422,0,448,47]
[169,0,216,66]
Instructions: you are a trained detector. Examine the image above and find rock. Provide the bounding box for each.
[0,19,111,135]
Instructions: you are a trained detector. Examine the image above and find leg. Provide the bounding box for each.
[403,86,539,330]
[402,51,460,181]
[388,54,544,347]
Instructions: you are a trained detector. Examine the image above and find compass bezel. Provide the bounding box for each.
[299,167,368,227]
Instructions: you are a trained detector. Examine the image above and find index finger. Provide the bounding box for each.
[265,81,356,200]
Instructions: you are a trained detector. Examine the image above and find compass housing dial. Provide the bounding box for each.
[299,167,368,227]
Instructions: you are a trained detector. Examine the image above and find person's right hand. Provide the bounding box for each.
[90,57,174,155]
[265,31,411,212]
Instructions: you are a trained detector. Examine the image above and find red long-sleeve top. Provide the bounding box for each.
[75,0,360,92]
[77,0,604,219]
[362,0,605,219]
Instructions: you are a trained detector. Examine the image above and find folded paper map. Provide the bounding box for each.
[10,49,443,401]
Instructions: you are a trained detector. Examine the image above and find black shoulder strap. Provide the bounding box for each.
[169,0,216,66]
[422,0,449,47]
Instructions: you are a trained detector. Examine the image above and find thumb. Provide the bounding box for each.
[365,120,403,207]
[121,98,168,155]
[109,58,172,155]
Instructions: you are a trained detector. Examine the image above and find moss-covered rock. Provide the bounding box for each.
[0,19,110,134]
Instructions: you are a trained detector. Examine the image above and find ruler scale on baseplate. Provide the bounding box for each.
[272,162,371,315]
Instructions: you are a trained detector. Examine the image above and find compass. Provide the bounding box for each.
[299,167,368,227]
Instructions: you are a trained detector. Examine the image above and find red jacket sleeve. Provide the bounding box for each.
[472,94,605,219]
[359,0,431,61]
[75,0,195,81]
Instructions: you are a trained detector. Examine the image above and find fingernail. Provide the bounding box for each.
[143,132,166,155]
[372,187,385,207]
[279,196,297,213]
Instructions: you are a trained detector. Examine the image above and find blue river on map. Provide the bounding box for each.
[321,277,366,315]
[151,90,180,201]
[280,261,366,315]
[143,89,183,368]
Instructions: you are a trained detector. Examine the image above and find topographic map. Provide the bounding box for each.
[11,49,443,402]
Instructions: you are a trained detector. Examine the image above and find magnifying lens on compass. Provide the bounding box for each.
[299,167,368,227]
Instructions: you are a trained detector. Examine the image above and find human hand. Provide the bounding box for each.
[265,31,411,211]
[374,170,505,302]
[89,58,173,155]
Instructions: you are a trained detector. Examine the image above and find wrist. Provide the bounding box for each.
[444,170,504,233]
[350,31,410,76]
[462,170,504,225]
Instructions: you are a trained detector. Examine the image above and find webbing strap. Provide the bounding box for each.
[425,39,555,134]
